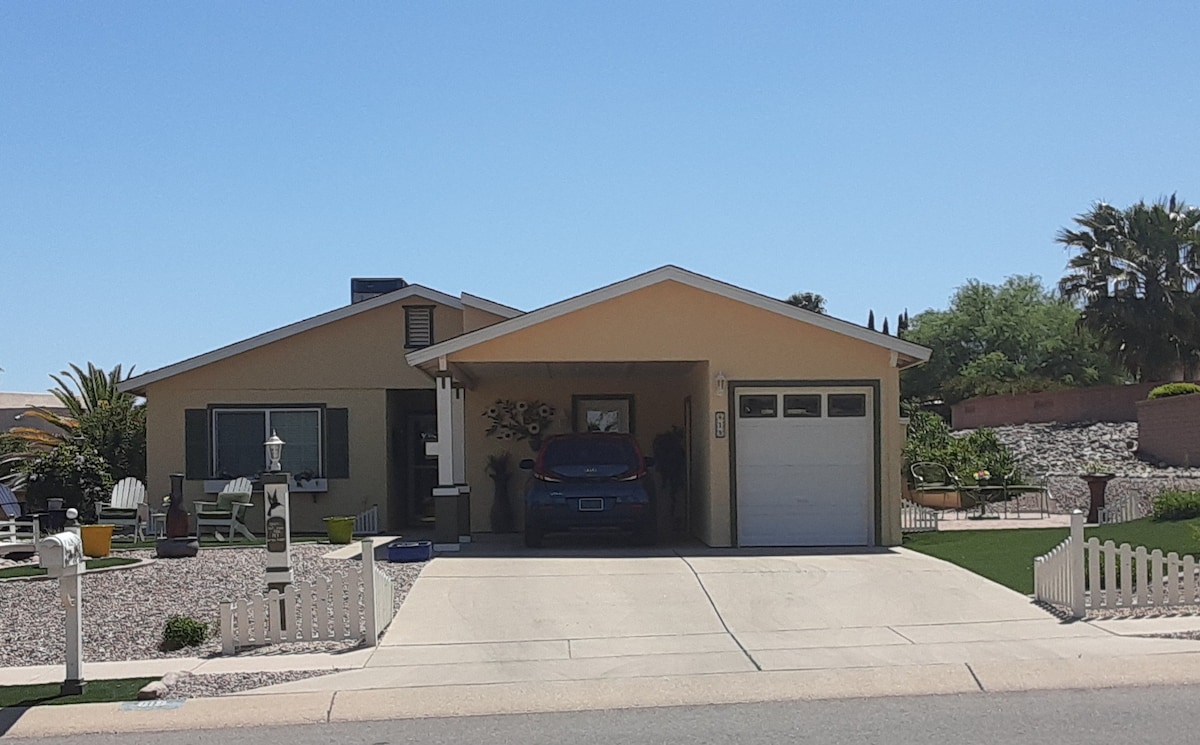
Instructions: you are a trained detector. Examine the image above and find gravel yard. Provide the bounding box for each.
[961,421,1200,517]
[0,543,426,667]
[163,670,336,698]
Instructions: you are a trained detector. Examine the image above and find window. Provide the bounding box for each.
[405,306,434,348]
[783,394,821,418]
[828,394,867,418]
[739,395,777,418]
[212,408,322,478]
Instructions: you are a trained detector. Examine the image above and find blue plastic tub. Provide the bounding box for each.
[387,540,433,563]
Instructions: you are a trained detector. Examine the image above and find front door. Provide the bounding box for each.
[405,413,438,526]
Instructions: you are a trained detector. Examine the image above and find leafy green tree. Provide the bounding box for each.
[1057,195,1200,381]
[785,292,826,314]
[902,276,1123,404]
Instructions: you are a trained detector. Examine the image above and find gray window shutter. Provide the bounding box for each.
[184,409,209,479]
[325,408,350,479]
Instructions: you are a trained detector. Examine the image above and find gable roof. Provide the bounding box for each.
[406,265,931,369]
[119,284,520,393]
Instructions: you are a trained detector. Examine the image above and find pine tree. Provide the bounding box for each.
[882,317,890,335]
[867,310,876,331]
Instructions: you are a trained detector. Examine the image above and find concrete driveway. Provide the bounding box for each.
[257,542,1200,693]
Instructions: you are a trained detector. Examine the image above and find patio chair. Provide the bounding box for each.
[998,469,1051,518]
[0,484,36,543]
[195,491,255,542]
[909,462,976,513]
[98,477,148,541]
[222,476,254,495]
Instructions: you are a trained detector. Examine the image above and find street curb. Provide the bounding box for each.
[7,653,1200,739]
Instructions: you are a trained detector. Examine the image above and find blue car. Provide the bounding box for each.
[520,433,656,548]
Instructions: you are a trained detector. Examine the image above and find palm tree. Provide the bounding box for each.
[1057,195,1200,381]
[1,363,146,490]
[785,292,826,314]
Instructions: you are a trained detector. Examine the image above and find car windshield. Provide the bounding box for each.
[539,437,641,477]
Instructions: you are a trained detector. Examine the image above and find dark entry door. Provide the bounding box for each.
[405,413,438,526]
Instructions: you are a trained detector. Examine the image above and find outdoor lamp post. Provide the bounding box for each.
[265,430,285,472]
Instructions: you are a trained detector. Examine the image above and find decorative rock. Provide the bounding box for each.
[137,680,169,700]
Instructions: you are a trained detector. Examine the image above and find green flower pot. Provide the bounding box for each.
[324,516,355,545]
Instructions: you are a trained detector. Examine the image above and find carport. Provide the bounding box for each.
[405,266,928,549]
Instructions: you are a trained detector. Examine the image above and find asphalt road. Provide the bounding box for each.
[7,685,1200,744]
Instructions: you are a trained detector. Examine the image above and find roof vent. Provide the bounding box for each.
[351,277,408,304]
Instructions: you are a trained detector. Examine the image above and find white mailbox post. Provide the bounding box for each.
[38,527,86,695]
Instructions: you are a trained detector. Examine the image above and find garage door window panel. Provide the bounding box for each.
[739,395,777,418]
[783,394,821,418]
[828,394,867,417]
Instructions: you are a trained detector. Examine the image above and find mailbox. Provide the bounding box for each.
[38,532,84,574]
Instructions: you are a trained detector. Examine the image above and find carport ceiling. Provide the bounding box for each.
[448,361,701,384]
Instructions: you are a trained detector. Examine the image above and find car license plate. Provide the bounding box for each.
[578,498,604,512]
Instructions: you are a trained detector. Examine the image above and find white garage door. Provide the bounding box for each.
[735,386,874,547]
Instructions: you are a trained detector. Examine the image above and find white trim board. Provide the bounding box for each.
[120,284,464,393]
[406,266,932,369]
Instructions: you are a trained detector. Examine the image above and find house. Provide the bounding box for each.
[1,392,68,436]
[120,267,930,547]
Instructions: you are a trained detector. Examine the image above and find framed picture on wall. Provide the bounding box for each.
[572,395,634,434]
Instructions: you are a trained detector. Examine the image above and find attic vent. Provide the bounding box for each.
[351,277,407,304]
[405,306,434,348]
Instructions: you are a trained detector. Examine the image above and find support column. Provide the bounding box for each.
[430,374,461,551]
[452,384,471,542]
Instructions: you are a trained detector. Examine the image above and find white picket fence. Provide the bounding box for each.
[221,539,395,654]
[900,499,939,533]
[1034,510,1200,617]
[1098,494,1140,525]
[354,504,380,535]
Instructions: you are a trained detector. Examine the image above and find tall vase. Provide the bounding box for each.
[490,476,514,533]
[165,473,189,539]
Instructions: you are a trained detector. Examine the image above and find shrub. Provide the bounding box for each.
[903,410,1021,484]
[1148,383,1200,400]
[1151,489,1200,521]
[162,615,209,650]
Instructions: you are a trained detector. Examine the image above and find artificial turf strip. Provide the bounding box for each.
[903,517,1200,596]
[0,557,140,580]
[0,678,157,707]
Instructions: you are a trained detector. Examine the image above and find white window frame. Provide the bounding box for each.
[210,407,324,482]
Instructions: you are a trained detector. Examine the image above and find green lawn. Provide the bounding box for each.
[0,557,140,580]
[903,517,1200,595]
[119,534,327,550]
[0,678,156,707]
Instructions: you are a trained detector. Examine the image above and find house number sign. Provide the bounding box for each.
[715,411,726,438]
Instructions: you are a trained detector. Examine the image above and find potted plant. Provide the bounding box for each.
[323,515,356,544]
[487,452,515,533]
[80,521,115,558]
[1081,461,1116,523]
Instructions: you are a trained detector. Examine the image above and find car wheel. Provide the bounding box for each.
[524,524,545,548]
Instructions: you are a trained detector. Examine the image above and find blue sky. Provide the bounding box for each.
[2,1,1197,393]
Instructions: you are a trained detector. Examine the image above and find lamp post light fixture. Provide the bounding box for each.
[714,371,727,394]
[264,430,285,472]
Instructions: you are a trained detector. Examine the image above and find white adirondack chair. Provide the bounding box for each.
[196,477,255,542]
[0,484,36,545]
[98,477,147,540]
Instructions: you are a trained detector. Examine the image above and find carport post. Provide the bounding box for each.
[429,375,462,551]
[452,384,471,542]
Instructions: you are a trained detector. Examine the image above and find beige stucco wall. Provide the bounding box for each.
[463,305,509,333]
[464,368,702,534]
[447,280,905,546]
[141,298,459,533]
